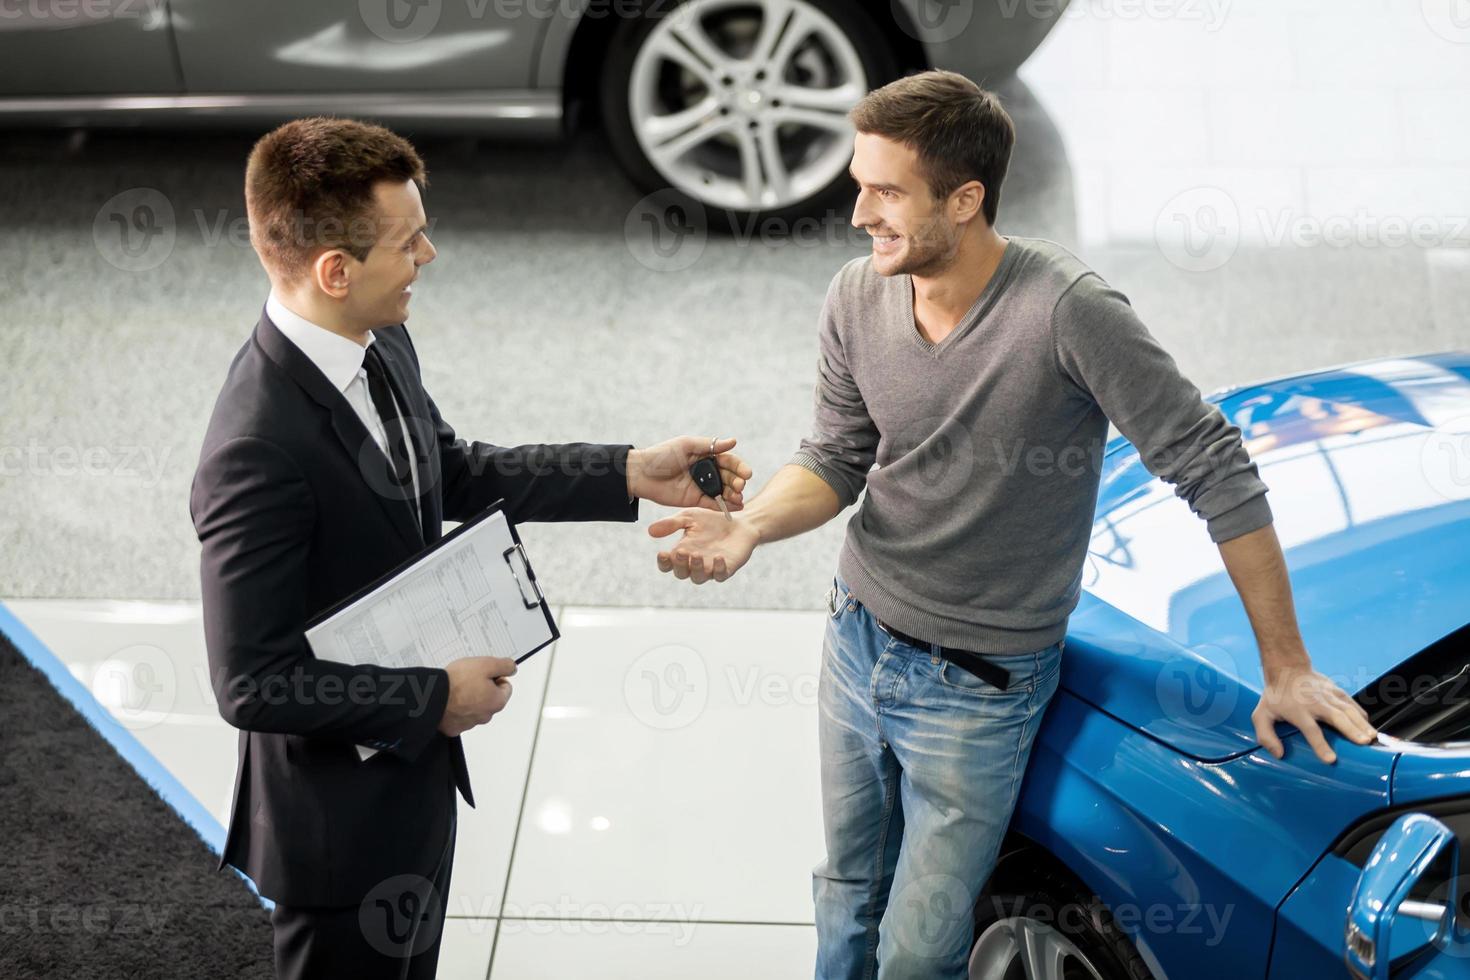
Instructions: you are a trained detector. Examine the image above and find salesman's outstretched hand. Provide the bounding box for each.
[628,436,752,512]
[649,508,760,584]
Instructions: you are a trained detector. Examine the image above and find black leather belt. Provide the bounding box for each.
[875,619,1012,692]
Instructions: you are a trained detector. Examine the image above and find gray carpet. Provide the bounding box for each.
[1,73,1466,609]
[0,630,273,979]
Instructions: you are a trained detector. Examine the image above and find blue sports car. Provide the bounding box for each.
[968,351,1470,980]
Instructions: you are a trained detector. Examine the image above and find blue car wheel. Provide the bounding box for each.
[970,865,1154,980]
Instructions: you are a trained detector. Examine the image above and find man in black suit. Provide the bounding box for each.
[189,117,752,979]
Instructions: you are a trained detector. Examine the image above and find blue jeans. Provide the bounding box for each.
[813,572,1064,980]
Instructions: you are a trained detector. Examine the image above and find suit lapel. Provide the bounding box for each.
[253,309,426,553]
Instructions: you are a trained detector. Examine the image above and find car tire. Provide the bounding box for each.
[969,864,1156,980]
[599,0,899,230]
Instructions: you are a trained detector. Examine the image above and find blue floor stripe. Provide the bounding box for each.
[0,600,272,909]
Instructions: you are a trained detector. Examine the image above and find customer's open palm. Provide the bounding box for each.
[648,508,759,584]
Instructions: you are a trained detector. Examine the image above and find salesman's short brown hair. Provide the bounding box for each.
[850,70,1014,226]
[245,117,427,284]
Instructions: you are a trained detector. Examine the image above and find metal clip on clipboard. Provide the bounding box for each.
[502,543,543,610]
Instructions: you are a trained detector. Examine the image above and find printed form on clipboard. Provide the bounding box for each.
[302,499,559,761]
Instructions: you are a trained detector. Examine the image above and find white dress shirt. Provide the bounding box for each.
[266,291,425,761]
[266,292,423,527]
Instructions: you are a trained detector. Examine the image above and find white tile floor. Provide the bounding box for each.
[1,598,829,979]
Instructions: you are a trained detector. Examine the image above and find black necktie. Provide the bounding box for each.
[361,343,423,537]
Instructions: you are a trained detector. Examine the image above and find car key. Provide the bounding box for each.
[688,456,731,521]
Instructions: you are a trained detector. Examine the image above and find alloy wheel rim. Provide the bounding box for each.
[969,915,1109,980]
[628,0,868,212]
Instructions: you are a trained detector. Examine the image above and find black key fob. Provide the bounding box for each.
[688,456,724,498]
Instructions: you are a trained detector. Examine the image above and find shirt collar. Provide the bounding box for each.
[265,290,376,394]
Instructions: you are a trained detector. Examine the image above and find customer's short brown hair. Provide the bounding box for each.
[245,116,427,284]
[850,70,1014,226]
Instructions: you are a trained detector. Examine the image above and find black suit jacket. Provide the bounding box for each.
[189,309,638,906]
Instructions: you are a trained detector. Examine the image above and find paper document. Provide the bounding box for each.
[302,504,558,761]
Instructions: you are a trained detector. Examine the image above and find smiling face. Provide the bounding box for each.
[247,117,435,334]
[336,178,437,330]
[848,132,974,279]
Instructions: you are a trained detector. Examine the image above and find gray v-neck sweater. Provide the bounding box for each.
[791,236,1272,654]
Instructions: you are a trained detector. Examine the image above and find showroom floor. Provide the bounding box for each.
[2,0,1468,976]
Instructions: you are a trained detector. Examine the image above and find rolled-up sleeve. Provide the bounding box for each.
[790,272,879,508]
[1052,273,1272,543]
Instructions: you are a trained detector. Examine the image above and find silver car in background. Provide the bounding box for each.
[1,0,1067,221]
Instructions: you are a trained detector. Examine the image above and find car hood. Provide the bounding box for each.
[1066,352,1470,760]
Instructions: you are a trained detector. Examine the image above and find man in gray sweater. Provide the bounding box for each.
[648,70,1376,980]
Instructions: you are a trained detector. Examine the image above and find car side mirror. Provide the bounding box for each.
[1345,813,1458,979]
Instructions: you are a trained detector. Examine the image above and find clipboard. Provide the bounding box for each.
[303,498,559,669]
